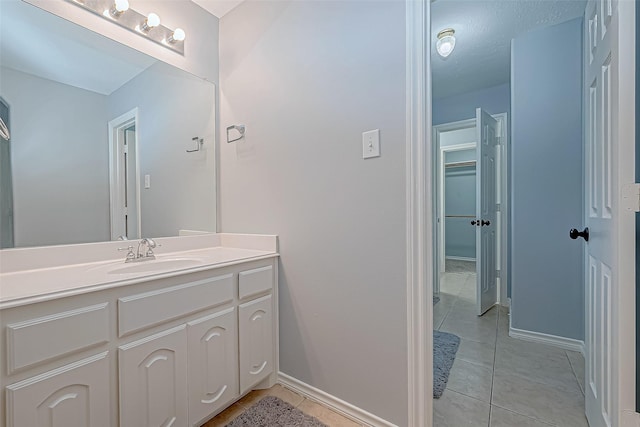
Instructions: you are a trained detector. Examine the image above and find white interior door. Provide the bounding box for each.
[476,108,498,315]
[109,108,140,241]
[584,1,636,426]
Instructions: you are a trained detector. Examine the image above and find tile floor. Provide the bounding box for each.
[434,268,588,427]
[201,384,365,427]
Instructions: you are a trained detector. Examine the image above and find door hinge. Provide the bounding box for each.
[496,203,501,212]
[622,183,640,212]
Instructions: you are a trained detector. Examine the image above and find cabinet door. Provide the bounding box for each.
[119,325,188,427]
[238,295,274,394]
[187,308,239,426]
[6,352,110,427]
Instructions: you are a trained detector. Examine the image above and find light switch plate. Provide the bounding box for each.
[144,174,151,189]
[362,129,380,159]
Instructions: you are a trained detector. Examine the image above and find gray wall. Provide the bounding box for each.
[219,1,407,424]
[107,62,216,238]
[433,83,510,126]
[1,67,110,247]
[510,17,584,340]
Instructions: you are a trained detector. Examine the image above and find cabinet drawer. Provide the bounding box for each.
[238,266,273,300]
[6,303,109,374]
[118,274,233,337]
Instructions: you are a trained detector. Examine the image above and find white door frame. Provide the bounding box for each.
[108,108,141,241]
[405,1,431,425]
[433,114,508,305]
[616,1,637,422]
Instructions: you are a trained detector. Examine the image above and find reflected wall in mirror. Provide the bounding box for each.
[0,0,216,248]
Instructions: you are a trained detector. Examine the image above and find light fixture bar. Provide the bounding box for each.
[65,0,185,55]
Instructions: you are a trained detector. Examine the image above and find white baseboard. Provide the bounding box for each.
[278,372,397,427]
[445,256,476,262]
[508,324,585,354]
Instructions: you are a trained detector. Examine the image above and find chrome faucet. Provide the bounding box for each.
[136,238,157,261]
[118,238,159,263]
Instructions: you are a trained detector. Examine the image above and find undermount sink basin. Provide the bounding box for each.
[107,258,203,275]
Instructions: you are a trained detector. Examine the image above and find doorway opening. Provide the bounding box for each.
[428,1,597,426]
[108,108,140,241]
[434,113,508,314]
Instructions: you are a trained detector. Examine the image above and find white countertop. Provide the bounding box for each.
[0,234,278,309]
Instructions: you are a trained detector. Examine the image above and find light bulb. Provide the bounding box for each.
[141,12,160,31]
[109,0,129,17]
[146,13,160,28]
[114,0,129,12]
[168,28,186,43]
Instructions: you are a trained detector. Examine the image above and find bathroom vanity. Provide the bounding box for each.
[0,233,279,427]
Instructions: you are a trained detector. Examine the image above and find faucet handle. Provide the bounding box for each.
[118,245,136,262]
[145,243,161,257]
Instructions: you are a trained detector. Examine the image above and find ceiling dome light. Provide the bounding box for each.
[436,28,456,58]
[140,12,160,32]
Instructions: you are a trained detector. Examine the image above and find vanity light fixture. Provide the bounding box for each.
[140,12,160,32]
[109,0,129,17]
[436,28,456,58]
[64,0,185,55]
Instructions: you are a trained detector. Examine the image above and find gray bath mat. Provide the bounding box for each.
[433,330,461,398]
[226,396,327,427]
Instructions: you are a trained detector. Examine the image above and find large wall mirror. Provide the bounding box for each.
[0,0,217,248]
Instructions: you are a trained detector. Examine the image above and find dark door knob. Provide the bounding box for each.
[569,227,589,242]
[471,220,477,225]
[481,220,491,226]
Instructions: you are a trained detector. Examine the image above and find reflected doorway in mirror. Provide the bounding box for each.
[108,108,141,241]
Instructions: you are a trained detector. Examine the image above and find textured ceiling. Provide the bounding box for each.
[1,0,156,95]
[432,0,587,99]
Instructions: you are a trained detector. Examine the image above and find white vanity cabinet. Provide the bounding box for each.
[1,257,278,427]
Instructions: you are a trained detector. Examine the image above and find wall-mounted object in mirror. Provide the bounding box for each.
[0,0,216,248]
[187,137,204,153]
